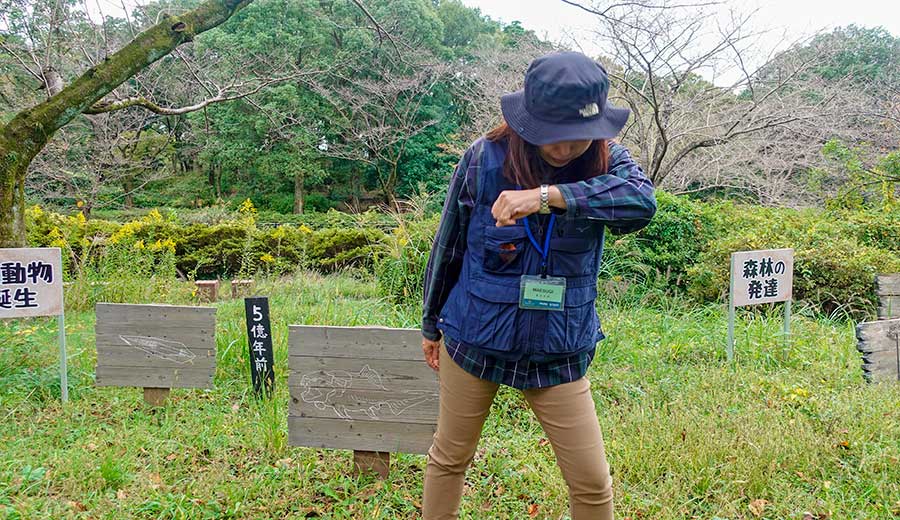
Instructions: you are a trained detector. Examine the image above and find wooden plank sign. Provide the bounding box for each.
[727,248,794,361]
[730,249,794,307]
[95,303,217,402]
[0,247,63,319]
[1,247,69,402]
[876,274,900,320]
[288,325,439,476]
[856,318,900,383]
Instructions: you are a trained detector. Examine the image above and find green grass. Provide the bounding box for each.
[1,271,899,519]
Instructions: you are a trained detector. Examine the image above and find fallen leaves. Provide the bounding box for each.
[527,503,539,517]
[749,498,768,517]
[66,500,86,511]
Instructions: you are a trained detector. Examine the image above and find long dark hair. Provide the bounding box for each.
[485,121,610,188]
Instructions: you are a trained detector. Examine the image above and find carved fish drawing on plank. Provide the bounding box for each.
[299,364,437,420]
[119,335,196,364]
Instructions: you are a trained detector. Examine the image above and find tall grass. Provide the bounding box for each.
[1,272,898,519]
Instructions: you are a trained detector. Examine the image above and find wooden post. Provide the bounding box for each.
[856,318,900,383]
[353,450,390,479]
[876,274,900,320]
[727,253,736,362]
[143,387,170,407]
[58,312,68,403]
[195,280,219,302]
[231,279,255,299]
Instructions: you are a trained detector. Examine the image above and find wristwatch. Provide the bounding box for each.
[539,184,551,214]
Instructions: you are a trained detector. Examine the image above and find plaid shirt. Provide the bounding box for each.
[422,138,656,389]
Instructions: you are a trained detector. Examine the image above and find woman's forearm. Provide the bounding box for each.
[548,185,566,210]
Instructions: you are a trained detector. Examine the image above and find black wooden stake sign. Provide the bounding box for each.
[244,297,275,397]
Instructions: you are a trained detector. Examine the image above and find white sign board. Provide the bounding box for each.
[0,248,64,319]
[730,248,793,307]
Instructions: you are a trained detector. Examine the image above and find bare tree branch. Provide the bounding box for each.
[83,71,319,115]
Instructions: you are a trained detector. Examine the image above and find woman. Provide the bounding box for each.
[420,51,656,519]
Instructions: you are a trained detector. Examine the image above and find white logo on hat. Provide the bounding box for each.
[579,102,599,117]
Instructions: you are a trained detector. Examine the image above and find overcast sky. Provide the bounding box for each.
[462,0,900,45]
[462,0,900,85]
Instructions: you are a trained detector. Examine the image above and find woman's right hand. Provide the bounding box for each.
[422,336,441,371]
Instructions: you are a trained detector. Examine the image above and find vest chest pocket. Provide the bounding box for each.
[548,224,598,276]
[482,225,527,275]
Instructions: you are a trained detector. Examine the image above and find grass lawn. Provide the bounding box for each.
[2,272,899,519]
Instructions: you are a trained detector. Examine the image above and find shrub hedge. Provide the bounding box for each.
[27,193,899,318]
[25,205,386,281]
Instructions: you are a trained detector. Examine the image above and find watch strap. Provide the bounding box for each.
[539,184,550,214]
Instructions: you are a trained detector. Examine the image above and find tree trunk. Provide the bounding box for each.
[215,164,223,199]
[208,163,218,193]
[293,170,304,214]
[0,0,254,247]
[123,176,135,208]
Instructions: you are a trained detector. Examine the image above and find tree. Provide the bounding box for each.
[449,33,553,154]
[435,0,498,55]
[306,56,449,204]
[27,110,175,215]
[0,0,262,246]
[0,0,391,245]
[293,0,452,205]
[172,0,465,212]
[564,1,898,206]
[821,139,900,211]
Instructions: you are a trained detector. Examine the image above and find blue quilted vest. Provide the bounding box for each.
[436,138,605,362]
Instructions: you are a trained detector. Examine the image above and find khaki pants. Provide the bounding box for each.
[422,341,613,519]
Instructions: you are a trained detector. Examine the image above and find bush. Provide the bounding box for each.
[254,225,309,275]
[303,193,341,212]
[253,192,296,214]
[28,208,196,311]
[255,208,396,230]
[625,190,710,285]
[370,193,899,319]
[173,223,252,278]
[376,213,440,303]
[687,204,900,318]
[835,208,900,252]
[25,205,390,280]
[306,227,387,272]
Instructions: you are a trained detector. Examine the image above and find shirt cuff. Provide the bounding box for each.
[421,316,442,341]
[554,183,580,219]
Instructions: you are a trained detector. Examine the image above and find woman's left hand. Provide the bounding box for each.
[491,188,540,226]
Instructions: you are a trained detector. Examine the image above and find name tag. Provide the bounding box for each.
[519,275,565,311]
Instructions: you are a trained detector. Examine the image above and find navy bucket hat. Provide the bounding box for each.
[500,51,630,146]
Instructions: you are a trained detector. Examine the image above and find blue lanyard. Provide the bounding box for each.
[523,213,555,276]
[515,185,555,276]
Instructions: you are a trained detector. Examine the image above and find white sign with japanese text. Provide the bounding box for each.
[0,247,63,319]
[730,248,793,307]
